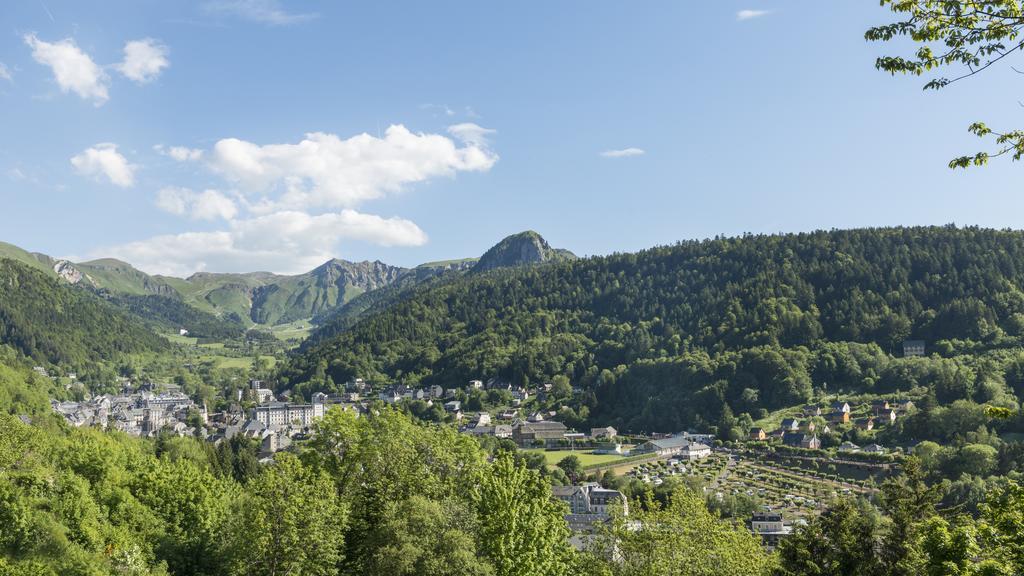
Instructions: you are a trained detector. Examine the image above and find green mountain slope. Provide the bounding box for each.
[0,241,55,275]
[250,259,406,325]
[173,271,282,322]
[0,259,168,366]
[75,258,178,296]
[102,293,248,339]
[283,226,1024,431]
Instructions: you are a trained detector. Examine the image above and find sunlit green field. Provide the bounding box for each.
[523,449,630,468]
[197,354,277,370]
[271,319,313,343]
[164,333,198,346]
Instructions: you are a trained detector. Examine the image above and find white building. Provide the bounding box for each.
[252,401,325,429]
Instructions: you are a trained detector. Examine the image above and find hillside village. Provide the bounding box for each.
[48,365,915,551]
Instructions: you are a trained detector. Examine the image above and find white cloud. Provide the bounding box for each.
[99,209,427,276]
[210,124,498,212]
[24,34,109,105]
[447,123,496,148]
[98,124,497,275]
[203,0,318,25]
[70,143,136,187]
[737,9,770,21]
[156,186,189,215]
[156,187,237,220]
[155,144,203,162]
[117,39,169,84]
[600,147,646,158]
[420,103,455,117]
[0,63,11,81]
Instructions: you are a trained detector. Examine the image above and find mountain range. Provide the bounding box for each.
[0,231,576,333]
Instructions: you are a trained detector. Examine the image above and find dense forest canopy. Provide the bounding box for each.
[0,259,168,367]
[284,226,1024,430]
[102,293,248,340]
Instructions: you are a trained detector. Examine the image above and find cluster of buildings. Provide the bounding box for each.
[748,398,915,450]
[210,381,363,460]
[52,383,204,437]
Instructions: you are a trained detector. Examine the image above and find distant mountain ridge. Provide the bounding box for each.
[0,231,573,329]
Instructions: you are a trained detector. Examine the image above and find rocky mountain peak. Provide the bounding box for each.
[473,231,576,272]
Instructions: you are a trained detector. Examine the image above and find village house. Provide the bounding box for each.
[468,426,495,437]
[863,443,887,454]
[895,399,915,412]
[512,420,568,447]
[749,427,767,441]
[831,401,851,414]
[903,340,926,357]
[855,417,875,431]
[780,418,801,432]
[749,510,793,551]
[782,432,821,450]
[803,404,822,417]
[346,378,369,392]
[485,378,512,391]
[260,431,292,455]
[593,442,623,455]
[828,411,851,424]
[552,483,628,524]
[378,388,402,404]
[838,441,861,453]
[590,426,617,440]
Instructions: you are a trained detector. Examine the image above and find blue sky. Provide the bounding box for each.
[0,0,1021,276]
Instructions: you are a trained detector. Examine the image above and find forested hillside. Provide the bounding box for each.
[102,293,248,340]
[285,226,1024,430]
[0,259,168,366]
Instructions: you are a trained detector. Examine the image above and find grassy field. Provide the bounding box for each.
[271,319,313,343]
[197,353,277,370]
[524,449,631,468]
[164,333,198,346]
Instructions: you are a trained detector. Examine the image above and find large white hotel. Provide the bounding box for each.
[252,401,326,429]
